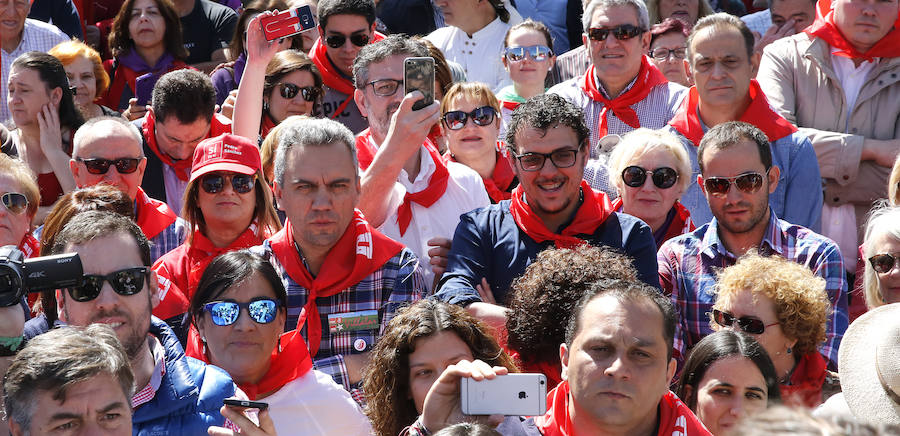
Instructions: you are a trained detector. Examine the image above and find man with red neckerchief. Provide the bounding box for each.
[548,0,686,159]
[309,0,384,133]
[434,94,658,331]
[666,13,823,231]
[251,116,426,401]
[757,0,900,281]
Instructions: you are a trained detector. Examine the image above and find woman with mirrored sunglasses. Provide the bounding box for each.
[711,253,835,408]
[607,128,694,248]
[648,18,691,87]
[233,12,325,144]
[186,250,372,436]
[497,20,556,138]
[440,82,518,204]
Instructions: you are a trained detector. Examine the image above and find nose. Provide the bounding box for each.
[603,32,622,47]
[311,187,333,210]
[603,354,631,379]
[92,282,121,311]
[232,307,257,331]
[710,60,727,79]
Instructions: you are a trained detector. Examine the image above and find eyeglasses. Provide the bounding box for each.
[325,33,369,49]
[649,47,687,61]
[504,45,553,62]
[621,166,678,189]
[202,299,281,326]
[366,79,403,97]
[1,192,28,215]
[511,148,579,172]
[67,267,150,302]
[703,172,765,196]
[200,173,256,194]
[869,253,900,274]
[442,106,497,130]
[587,24,646,42]
[76,157,142,175]
[712,309,779,335]
[277,83,319,102]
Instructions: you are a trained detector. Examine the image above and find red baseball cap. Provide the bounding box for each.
[190,134,262,183]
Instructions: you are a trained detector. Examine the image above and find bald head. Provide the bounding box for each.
[70,117,148,201]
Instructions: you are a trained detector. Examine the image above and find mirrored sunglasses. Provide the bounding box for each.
[703,172,765,196]
[869,253,900,274]
[1,192,28,215]
[203,299,281,326]
[504,45,553,62]
[67,267,150,302]
[278,83,319,102]
[200,173,256,194]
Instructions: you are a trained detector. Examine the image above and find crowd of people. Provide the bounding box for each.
[2,0,900,434]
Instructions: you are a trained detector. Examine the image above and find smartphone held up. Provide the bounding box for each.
[404,57,435,111]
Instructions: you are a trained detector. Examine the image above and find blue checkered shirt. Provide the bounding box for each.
[148,217,187,263]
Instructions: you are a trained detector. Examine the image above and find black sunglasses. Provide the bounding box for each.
[76,157,142,175]
[325,33,369,49]
[703,172,765,196]
[200,173,256,194]
[621,166,678,189]
[1,192,28,215]
[587,24,645,42]
[277,83,319,102]
[442,106,497,130]
[203,298,281,326]
[67,267,150,302]
[869,253,900,274]
[712,309,779,335]
[504,45,553,62]
[511,148,579,172]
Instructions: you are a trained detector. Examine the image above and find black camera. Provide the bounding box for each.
[0,245,83,307]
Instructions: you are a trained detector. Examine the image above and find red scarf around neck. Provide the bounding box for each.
[267,210,403,356]
[397,144,450,236]
[134,187,178,240]
[500,100,521,111]
[185,225,265,299]
[19,233,40,258]
[186,328,313,400]
[781,352,827,408]
[355,128,379,171]
[444,142,517,203]
[536,381,711,436]
[804,0,900,61]
[143,113,233,181]
[669,80,798,146]
[261,112,277,140]
[580,56,668,137]
[509,180,612,248]
[309,32,385,119]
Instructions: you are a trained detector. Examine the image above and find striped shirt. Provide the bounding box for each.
[148,218,187,263]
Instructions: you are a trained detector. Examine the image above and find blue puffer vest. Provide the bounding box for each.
[133,317,237,436]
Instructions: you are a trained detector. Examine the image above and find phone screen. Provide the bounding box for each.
[404,57,435,111]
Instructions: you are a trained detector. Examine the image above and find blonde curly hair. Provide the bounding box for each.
[712,253,830,356]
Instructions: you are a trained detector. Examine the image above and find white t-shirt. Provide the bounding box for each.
[264,369,373,436]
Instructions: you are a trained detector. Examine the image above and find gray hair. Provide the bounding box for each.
[274,116,359,187]
[72,116,143,158]
[607,128,693,195]
[352,34,429,89]
[583,0,650,32]
[3,324,134,431]
[863,205,900,309]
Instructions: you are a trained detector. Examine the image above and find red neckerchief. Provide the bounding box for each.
[509,180,612,248]
[134,187,177,240]
[611,198,694,246]
[261,112,277,140]
[397,144,450,236]
[355,128,379,171]
[443,142,517,203]
[805,0,900,61]
[267,210,403,356]
[580,57,668,137]
[185,225,265,299]
[500,100,520,111]
[781,352,827,408]
[536,381,710,436]
[309,32,386,119]
[142,112,233,181]
[669,80,798,146]
[186,328,313,400]
[19,233,39,258]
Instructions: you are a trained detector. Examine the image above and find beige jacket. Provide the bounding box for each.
[757,33,900,225]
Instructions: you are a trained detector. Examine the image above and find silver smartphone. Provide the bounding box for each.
[460,373,547,416]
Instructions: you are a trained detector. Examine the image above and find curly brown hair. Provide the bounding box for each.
[712,253,830,356]
[506,245,638,365]
[362,299,517,436]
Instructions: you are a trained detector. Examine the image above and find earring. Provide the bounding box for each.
[277,335,283,353]
[786,347,792,354]
[263,100,269,111]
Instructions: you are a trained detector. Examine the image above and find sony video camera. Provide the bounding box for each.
[0,245,82,307]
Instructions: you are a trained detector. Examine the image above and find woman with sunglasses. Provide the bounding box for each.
[186,250,372,435]
[497,20,556,136]
[711,253,835,408]
[607,128,694,248]
[648,18,691,87]
[48,41,121,120]
[153,134,281,328]
[441,82,517,204]
[860,206,900,311]
[232,12,324,144]
[675,330,781,435]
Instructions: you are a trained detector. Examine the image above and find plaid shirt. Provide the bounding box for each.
[657,210,847,368]
[252,242,426,399]
[148,217,187,263]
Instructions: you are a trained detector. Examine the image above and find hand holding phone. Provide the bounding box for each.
[404,57,435,111]
[461,373,547,416]
[260,5,316,42]
[223,398,269,411]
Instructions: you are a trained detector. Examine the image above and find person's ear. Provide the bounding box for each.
[354,89,369,118]
[69,158,82,186]
[273,181,284,206]
[766,165,780,194]
[666,357,677,386]
[318,25,325,40]
[50,87,63,107]
[750,50,761,76]
[582,33,588,48]
[148,270,161,309]
[559,342,570,381]
[641,31,651,52]
[9,418,24,436]
[682,383,695,406]
[684,58,694,82]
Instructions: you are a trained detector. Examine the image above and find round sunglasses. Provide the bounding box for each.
[202,299,281,326]
[703,172,765,196]
[869,252,900,274]
[712,309,779,335]
[200,173,256,194]
[325,33,369,49]
[76,157,142,175]
[504,45,553,62]
[442,106,497,130]
[1,192,29,215]
[67,267,151,302]
[277,83,319,102]
[621,166,678,189]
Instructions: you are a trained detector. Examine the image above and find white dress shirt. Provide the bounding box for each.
[265,370,373,436]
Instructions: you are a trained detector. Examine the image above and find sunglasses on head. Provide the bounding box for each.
[67,267,150,302]
[325,33,369,49]
[203,299,281,326]
[442,106,497,130]
[703,172,765,196]
[712,309,779,335]
[621,166,678,189]
[1,192,28,215]
[512,148,579,172]
[277,83,319,102]
[200,173,256,194]
[587,24,645,42]
[504,45,553,62]
[76,157,142,175]
[869,253,900,274]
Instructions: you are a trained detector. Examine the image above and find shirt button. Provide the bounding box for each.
[464,41,469,45]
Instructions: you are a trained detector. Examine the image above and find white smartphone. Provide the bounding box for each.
[460,373,547,416]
